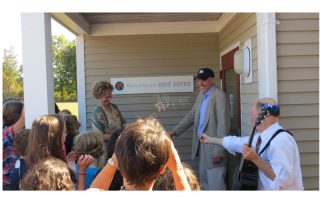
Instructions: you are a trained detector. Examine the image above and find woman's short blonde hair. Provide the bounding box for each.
[91,80,114,99]
[74,131,104,159]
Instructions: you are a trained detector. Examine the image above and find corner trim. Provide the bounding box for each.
[256,13,278,101]
[76,35,87,132]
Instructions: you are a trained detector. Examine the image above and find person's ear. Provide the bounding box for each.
[159,165,166,174]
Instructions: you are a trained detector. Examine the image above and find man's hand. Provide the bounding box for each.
[199,133,211,144]
[242,144,259,162]
[199,133,223,146]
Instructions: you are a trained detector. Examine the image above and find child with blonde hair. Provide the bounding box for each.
[70,131,104,189]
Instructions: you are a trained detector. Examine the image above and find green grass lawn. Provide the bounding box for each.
[56,102,78,118]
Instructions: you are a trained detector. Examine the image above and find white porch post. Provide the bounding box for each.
[256,13,278,101]
[21,13,54,128]
[76,35,87,132]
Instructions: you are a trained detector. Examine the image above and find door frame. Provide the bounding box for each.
[219,42,241,134]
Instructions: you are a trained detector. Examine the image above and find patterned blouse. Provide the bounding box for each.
[91,103,125,136]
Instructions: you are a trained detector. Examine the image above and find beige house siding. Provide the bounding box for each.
[84,33,220,170]
[218,13,258,136]
[276,13,319,190]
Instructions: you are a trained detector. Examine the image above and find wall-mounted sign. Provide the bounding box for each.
[111,76,194,94]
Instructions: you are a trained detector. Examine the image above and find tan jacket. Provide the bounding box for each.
[173,86,230,168]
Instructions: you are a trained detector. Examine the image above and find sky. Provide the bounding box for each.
[0,13,75,67]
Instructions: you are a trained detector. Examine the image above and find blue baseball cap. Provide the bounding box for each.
[195,68,215,80]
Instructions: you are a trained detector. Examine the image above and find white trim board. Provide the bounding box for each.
[21,13,55,128]
[256,13,278,101]
[76,35,87,132]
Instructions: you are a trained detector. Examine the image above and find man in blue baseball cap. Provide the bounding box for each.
[168,67,230,190]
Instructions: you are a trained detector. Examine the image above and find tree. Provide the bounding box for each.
[2,47,23,100]
[52,35,77,102]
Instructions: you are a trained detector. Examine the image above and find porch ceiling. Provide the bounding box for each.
[52,12,235,36]
[80,13,223,24]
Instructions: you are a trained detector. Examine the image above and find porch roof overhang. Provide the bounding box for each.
[49,12,235,132]
[21,12,279,131]
[51,12,236,36]
[51,13,90,35]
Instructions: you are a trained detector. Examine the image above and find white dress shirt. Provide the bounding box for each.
[223,122,304,190]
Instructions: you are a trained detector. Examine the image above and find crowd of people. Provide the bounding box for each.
[2,67,303,191]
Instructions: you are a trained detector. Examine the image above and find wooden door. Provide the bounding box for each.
[220,47,241,189]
